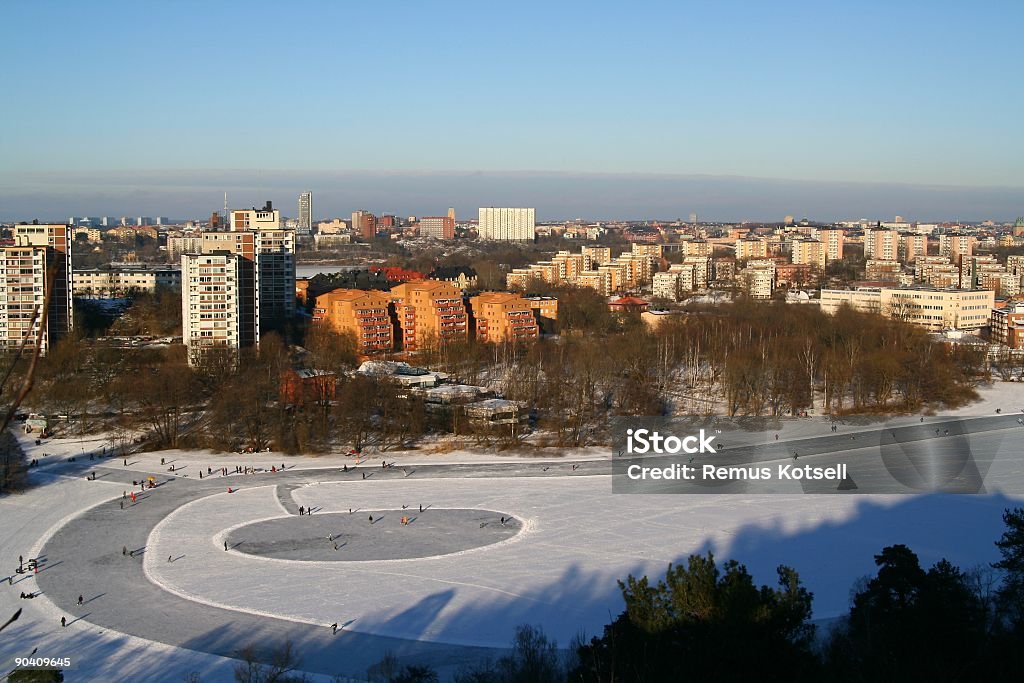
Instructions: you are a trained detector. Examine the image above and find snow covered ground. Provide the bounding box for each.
[2,381,1024,681]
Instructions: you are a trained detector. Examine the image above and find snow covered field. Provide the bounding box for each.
[2,382,1024,681]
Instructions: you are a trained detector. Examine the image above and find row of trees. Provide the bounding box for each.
[572,507,1024,682]
[14,290,987,456]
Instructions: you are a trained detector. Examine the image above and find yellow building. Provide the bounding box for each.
[389,280,468,351]
[312,288,394,354]
[469,292,539,343]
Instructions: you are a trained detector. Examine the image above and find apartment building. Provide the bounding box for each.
[991,304,1024,349]
[419,216,455,240]
[791,239,826,269]
[389,280,468,351]
[181,253,241,358]
[939,234,977,262]
[524,296,558,334]
[735,236,769,260]
[819,286,994,331]
[73,265,181,297]
[0,224,73,353]
[899,234,929,264]
[740,260,775,299]
[865,259,901,281]
[863,229,899,261]
[167,236,203,261]
[312,288,394,354]
[478,208,535,241]
[469,292,539,343]
[352,210,377,241]
[815,229,845,262]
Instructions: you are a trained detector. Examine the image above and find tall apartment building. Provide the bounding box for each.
[939,234,977,262]
[254,228,296,334]
[183,202,295,361]
[181,253,242,358]
[298,192,313,235]
[478,208,536,241]
[231,202,281,231]
[863,229,899,261]
[469,292,539,343]
[899,234,928,264]
[418,216,455,240]
[0,225,73,353]
[581,246,611,270]
[815,229,845,262]
[312,288,394,354]
[735,236,769,260]
[389,280,468,351]
[991,304,1024,349]
[740,260,775,299]
[791,239,826,270]
[167,236,203,261]
[352,210,377,241]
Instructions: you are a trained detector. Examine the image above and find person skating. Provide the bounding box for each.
[77,595,83,606]
[61,616,66,628]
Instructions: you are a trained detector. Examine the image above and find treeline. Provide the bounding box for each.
[16,293,987,455]
[430,294,984,446]
[569,507,1024,682]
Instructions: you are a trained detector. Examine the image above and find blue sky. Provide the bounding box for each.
[1,1,1022,219]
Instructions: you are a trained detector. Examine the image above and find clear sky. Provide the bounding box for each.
[1,0,1022,220]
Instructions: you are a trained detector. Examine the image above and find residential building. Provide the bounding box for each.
[739,260,775,299]
[469,292,539,343]
[581,246,611,270]
[428,266,477,290]
[815,229,845,262]
[735,235,769,260]
[280,368,336,406]
[389,280,468,351]
[231,202,281,231]
[864,229,899,261]
[865,259,902,282]
[183,202,295,362]
[181,253,242,360]
[899,233,928,264]
[0,225,73,353]
[167,236,203,261]
[819,286,994,331]
[524,296,558,334]
[298,192,313,235]
[478,208,536,241]
[312,288,394,354]
[791,239,826,270]
[939,234,977,262]
[991,304,1024,349]
[419,216,455,239]
[73,265,181,297]
[352,210,377,241]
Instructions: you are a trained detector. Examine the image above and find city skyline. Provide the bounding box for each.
[2,1,1022,220]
